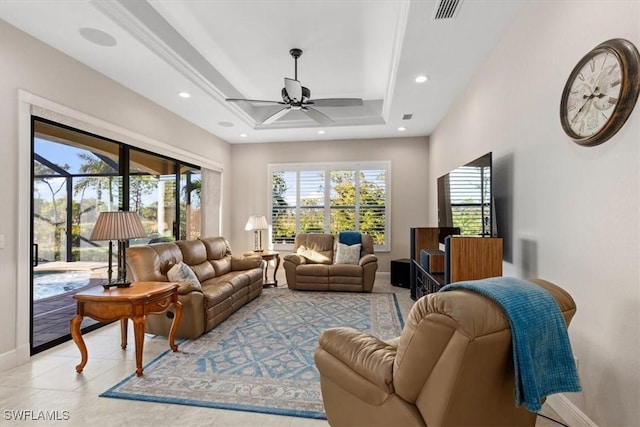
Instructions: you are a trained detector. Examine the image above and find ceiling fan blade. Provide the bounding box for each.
[261,107,292,125]
[226,98,285,105]
[308,98,363,107]
[284,78,302,103]
[303,107,334,125]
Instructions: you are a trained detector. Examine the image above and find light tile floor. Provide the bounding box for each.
[0,272,565,426]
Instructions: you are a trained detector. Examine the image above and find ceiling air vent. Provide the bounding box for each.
[433,0,463,20]
[402,114,413,120]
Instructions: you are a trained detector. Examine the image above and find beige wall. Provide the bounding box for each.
[0,22,233,363]
[429,1,639,425]
[3,2,639,423]
[229,137,431,269]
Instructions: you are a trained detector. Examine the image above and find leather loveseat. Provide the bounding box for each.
[314,278,577,427]
[126,237,263,339]
[283,233,377,292]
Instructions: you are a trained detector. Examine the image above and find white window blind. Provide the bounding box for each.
[448,165,491,236]
[269,162,390,251]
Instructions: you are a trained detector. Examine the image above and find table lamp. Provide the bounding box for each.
[90,211,147,289]
[245,215,268,252]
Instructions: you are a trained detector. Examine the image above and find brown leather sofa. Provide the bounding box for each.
[126,237,263,339]
[314,278,577,427]
[283,233,378,292]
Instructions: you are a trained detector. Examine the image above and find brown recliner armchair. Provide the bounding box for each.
[283,233,378,292]
[314,278,577,427]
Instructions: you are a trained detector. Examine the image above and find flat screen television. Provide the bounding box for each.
[437,152,494,243]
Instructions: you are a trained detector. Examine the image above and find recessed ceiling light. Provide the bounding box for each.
[79,27,117,47]
[318,130,326,135]
[415,75,429,83]
[178,91,191,98]
[240,133,247,138]
[398,127,407,132]
[217,121,234,127]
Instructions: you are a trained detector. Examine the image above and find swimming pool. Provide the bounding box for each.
[33,270,91,300]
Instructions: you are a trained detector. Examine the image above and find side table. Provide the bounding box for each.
[70,281,182,377]
[244,250,280,288]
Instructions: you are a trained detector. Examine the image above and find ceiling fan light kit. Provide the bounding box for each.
[226,48,363,126]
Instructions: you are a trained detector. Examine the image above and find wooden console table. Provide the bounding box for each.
[410,227,502,300]
[70,281,182,376]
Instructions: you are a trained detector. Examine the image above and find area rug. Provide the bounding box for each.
[100,288,404,419]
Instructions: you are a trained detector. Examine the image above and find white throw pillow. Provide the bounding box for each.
[296,245,332,264]
[335,243,361,265]
[167,261,202,290]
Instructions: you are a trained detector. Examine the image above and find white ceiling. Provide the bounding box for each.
[0,0,530,143]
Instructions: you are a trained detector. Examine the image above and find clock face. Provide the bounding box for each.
[560,39,640,146]
[566,51,622,137]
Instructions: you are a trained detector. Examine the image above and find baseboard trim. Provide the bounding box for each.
[547,394,598,427]
[0,343,30,372]
[376,271,390,280]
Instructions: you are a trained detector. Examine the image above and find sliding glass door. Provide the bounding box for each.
[31,118,200,354]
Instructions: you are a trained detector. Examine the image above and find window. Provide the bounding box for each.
[32,118,202,264]
[269,162,390,251]
[31,117,202,355]
[447,164,491,236]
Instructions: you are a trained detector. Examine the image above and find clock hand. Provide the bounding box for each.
[571,94,595,123]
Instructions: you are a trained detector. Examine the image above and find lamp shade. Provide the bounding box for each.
[90,211,147,241]
[244,215,269,231]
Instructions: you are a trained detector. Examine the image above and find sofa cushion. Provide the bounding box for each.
[201,236,230,259]
[330,264,363,277]
[200,280,235,307]
[297,264,331,278]
[335,242,361,265]
[176,239,207,264]
[294,234,335,264]
[126,246,165,282]
[150,242,184,276]
[167,261,202,291]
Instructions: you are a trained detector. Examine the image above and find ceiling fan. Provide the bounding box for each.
[225,48,363,125]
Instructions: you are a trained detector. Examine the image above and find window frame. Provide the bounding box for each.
[268,161,391,252]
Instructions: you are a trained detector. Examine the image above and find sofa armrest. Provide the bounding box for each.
[283,253,306,266]
[317,327,396,393]
[176,282,202,295]
[359,253,377,266]
[231,255,262,271]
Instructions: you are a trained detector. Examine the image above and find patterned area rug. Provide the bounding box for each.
[101,288,404,419]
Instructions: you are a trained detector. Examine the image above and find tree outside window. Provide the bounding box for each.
[270,163,389,250]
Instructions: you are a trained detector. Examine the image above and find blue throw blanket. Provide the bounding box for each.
[339,231,361,246]
[440,277,581,411]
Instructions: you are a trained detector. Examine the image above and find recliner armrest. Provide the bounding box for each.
[231,255,262,271]
[176,282,202,295]
[317,327,396,393]
[359,254,377,266]
[283,253,307,266]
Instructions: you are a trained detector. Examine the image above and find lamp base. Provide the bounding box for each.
[253,249,264,253]
[103,280,132,289]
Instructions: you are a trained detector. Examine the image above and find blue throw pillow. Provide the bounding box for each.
[339,231,361,246]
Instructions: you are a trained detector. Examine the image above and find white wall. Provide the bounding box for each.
[0,21,233,365]
[428,1,639,425]
[230,137,431,270]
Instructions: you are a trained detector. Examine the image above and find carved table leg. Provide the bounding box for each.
[120,318,128,350]
[132,316,146,376]
[168,301,182,352]
[70,314,87,373]
[273,254,281,286]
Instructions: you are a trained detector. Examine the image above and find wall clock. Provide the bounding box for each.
[560,38,640,146]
